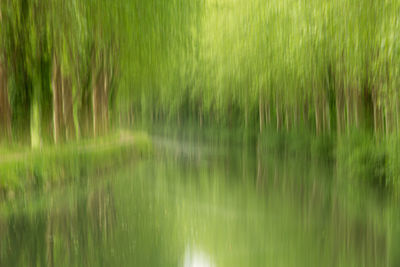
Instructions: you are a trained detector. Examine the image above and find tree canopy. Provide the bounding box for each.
[1,0,400,145]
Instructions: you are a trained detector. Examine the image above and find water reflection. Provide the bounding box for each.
[0,180,116,267]
[183,246,215,267]
[0,134,398,266]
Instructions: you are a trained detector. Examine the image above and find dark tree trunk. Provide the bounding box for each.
[62,77,75,141]
[102,72,109,133]
[93,69,104,137]
[8,0,32,144]
[259,91,264,133]
[336,86,344,135]
[38,56,53,143]
[0,9,11,142]
[78,85,93,138]
[314,94,321,135]
[265,101,271,126]
[11,71,32,144]
[285,106,290,132]
[372,86,381,135]
[276,96,281,132]
[0,60,11,142]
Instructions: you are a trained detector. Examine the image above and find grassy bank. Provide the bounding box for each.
[337,132,400,193]
[0,131,152,200]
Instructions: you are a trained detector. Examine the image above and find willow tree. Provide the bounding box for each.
[28,0,53,146]
[0,6,11,142]
[0,54,11,142]
[1,0,34,144]
[1,0,54,145]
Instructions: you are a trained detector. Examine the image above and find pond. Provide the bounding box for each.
[0,132,399,266]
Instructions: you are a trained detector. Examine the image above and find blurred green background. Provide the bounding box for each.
[1,0,400,266]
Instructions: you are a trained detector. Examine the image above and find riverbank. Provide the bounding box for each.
[0,130,152,200]
[259,129,400,196]
[1,130,395,266]
[144,123,400,195]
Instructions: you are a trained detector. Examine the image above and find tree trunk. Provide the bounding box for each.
[259,91,264,133]
[12,72,32,144]
[276,96,280,131]
[0,60,11,142]
[39,56,53,143]
[384,97,392,136]
[78,85,93,138]
[336,87,343,135]
[285,106,289,132]
[52,56,64,144]
[322,101,327,133]
[93,65,110,137]
[265,101,271,126]
[92,69,102,137]
[345,87,351,134]
[102,72,109,133]
[199,100,203,127]
[354,89,360,129]
[326,101,331,133]
[385,105,389,136]
[372,87,380,135]
[0,9,11,142]
[314,95,321,135]
[373,101,377,135]
[244,101,248,129]
[396,93,399,134]
[62,77,75,141]
[304,99,309,127]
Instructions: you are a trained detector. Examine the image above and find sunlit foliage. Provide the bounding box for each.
[1,0,400,143]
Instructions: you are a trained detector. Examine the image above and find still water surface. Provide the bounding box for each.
[0,133,399,266]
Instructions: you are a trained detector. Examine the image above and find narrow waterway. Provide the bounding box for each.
[0,132,398,267]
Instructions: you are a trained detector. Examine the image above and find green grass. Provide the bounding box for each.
[0,130,152,199]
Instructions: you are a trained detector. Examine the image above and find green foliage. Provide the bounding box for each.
[337,132,388,188]
[385,136,400,191]
[114,0,400,137]
[1,0,400,136]
[1,0,400,192]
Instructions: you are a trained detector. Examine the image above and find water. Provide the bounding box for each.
[0,132,398,266]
